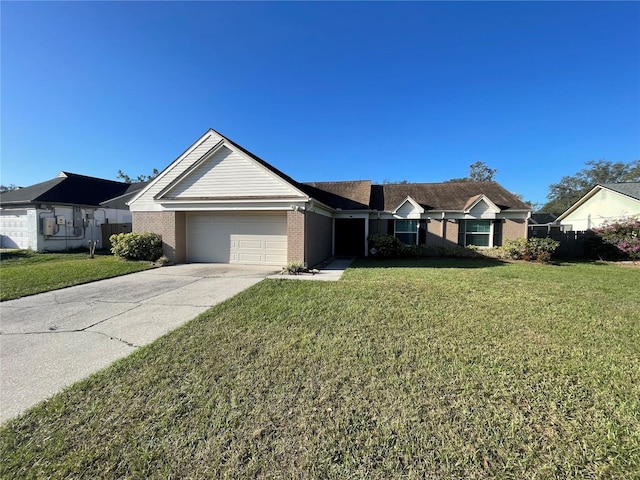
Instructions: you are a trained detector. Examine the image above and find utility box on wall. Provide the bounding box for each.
[43,217,56,236]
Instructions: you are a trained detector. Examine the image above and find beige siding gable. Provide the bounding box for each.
[129,130,305,212]
[468,201,494,217]
[162,146,303,199]
[465,195,500,218]
[129,130,224,211]
[393,197,424,218]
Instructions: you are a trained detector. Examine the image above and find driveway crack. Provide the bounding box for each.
[86,330,138,348]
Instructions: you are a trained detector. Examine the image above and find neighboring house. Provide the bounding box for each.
[528,213,567,237]
[555,183,640,231]
[128,129,531,266]
[0,172,145,250]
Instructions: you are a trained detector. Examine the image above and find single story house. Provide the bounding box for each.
[129,129,531,266]
[555,182,640,231]
[0,172,145,250]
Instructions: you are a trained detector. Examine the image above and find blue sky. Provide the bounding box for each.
[2,1,639,208]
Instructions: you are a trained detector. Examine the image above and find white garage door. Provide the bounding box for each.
[0,211,29,249]
[187,213,287,265]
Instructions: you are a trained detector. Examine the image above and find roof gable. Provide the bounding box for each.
[129,129,307,208]
[392,196,425,216]
[464,194,500,215]
[157,144,302,200]
[556,183,640,222]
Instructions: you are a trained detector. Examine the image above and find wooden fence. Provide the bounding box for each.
[100,223,132,250]
[528,228,597,258]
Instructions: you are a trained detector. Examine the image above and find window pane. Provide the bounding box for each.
[396,233,417,245]
[395,220,418,232]
[465,220,491,233]
[466,233,490,247]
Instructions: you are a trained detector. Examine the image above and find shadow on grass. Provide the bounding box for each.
[0,250,34,262]
[0,248,113,263]
[348,256,510,269]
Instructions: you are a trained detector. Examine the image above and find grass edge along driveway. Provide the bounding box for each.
[0,250,154,301]
[1,258,639,478]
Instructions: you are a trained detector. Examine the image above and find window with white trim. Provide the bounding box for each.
[465,220,492,247]
[395,219,419,245]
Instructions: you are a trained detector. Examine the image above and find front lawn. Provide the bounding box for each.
[1,259,638,478]
[0,250,154,301]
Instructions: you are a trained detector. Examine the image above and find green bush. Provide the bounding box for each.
[368,234,484,259]
[110,232,163,261]
[368,234,406,258]
[499,237,559,263]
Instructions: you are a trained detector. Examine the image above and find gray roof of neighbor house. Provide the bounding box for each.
[100,181,148,208]
[602,182,640,201]
[0,172,136,208]
[376,181,530,212]
[530,213,558,225]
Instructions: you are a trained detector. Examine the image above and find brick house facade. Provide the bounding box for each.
[128,129,531,266]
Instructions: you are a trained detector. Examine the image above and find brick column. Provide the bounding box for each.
[132,211,186,263]
[287,210,305,265]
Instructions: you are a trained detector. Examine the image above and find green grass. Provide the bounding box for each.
[0,250,154,301]
[1,258,639,478]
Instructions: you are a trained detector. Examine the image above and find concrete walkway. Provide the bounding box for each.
[268,257,355,281]
[0,264,277,424]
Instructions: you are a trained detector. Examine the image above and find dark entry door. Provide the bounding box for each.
[334,218,365,257]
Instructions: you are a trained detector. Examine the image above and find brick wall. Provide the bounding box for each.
[425,219,443,246]
[443,219,460,246]
[132,211,186,263]
[287,210,305,265]
[503,219,527,241]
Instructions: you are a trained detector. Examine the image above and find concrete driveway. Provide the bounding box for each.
[0,263,277,424]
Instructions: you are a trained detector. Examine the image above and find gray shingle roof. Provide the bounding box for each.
[0,172,132,208]
[602,182,640,201]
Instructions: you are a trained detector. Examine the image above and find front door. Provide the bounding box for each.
[334,218,365,257]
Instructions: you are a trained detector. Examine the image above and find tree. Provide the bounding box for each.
[0,184,18,193]
[469,161,497,182]
[117,169,159,184]
[446,161,497,182]
[542,160,640,214]
[382,179,409,184]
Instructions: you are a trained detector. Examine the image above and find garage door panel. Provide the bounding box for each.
[187,213,287,265]
[0,212,29,249]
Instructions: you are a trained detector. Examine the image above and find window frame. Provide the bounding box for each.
[394,219,419,245]
[464,219,493,248]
